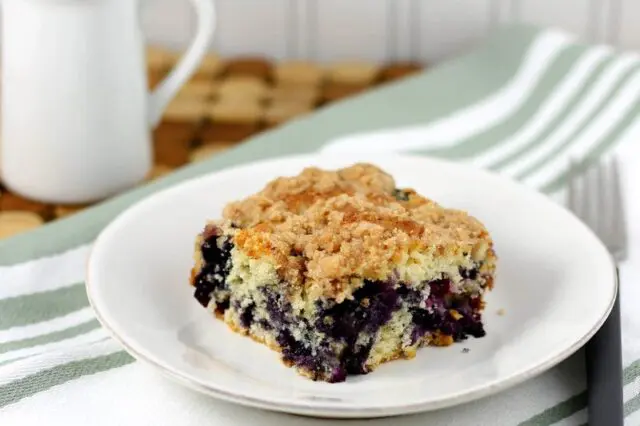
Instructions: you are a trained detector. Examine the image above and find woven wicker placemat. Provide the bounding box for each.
[0,47,424,240]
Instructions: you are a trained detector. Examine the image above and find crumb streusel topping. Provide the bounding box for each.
[223,163,397,226]
[216,163,495,301]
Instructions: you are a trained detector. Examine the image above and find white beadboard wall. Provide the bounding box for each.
[0,1,635,62]
[136,0,636,63]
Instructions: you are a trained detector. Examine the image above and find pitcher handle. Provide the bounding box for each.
[147,0,216,128]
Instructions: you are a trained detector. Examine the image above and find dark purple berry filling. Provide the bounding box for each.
[193,236,487,382]
[410,279,485,343]
[459,267,479,280]
[265,289,291,327]
[291,277,484,381]
[318,280,400,376]
[239,303,255,329]
[193,233,233,308]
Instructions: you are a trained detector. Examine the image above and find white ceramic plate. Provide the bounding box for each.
[87,153,616,418]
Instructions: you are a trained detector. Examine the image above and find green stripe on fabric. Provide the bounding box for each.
[624,359,640,386]
[517,66,639,180]
[541,95,640,193]
[0,336,109,368]
[0,350,134,408]
[625,393,640,417]
[490,56,620,170]
[0,26,549,266]
[419,44,587,159]
[0,319,99,355]
[0,283,86,329]
[0,354,38,368]
[518,391,587,426]
[522,359,640,424]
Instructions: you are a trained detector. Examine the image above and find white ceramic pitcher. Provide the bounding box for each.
[0,0,215,203]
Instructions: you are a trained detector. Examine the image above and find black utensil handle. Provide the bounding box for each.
[586,268,623,426]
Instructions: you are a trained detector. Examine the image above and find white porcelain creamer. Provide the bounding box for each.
[1,0,215,203]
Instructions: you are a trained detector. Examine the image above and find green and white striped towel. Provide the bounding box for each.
[1,24,639,425]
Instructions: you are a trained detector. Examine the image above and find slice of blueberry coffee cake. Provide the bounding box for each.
[189,163,497,383]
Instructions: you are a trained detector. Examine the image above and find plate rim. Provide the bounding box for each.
[86,152,618,418]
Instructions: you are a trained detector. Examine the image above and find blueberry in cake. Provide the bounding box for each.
[189,163,497,383]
